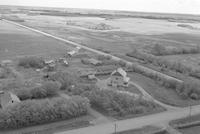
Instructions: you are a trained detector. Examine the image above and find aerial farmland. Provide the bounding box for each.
[1,5,200,134]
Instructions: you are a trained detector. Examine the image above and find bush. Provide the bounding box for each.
[18,56,45,69]
[42,81,61,96]
[16,81,61,100]
[97,55,111,61]
[83,89,160,117]
[0,96,89,130]
[15,88,32,100]
[49,71,76,90]
[30,87,47,99]
[69,83,97,96]
[0,67,13,79]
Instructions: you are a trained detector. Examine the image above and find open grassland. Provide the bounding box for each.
[0,21,75,60]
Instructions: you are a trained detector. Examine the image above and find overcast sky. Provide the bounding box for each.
[1,0,200,15]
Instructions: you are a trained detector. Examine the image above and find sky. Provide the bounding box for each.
[0,0,200,15]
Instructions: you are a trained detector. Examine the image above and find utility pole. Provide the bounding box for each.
[189,105,192,118]
[114,123,117,134]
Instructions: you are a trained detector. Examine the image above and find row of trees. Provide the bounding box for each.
[151,44,200,56]
[127,57,200,100]
[0,96,89,129]
[127,49,200,79]
[18,56,45,69]
[83,89,161,117]
[15,81,61,100]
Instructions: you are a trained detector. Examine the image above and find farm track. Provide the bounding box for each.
[4,19,200,134]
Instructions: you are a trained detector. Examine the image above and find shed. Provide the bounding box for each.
[0,91,21,109]
[88,58,102,66]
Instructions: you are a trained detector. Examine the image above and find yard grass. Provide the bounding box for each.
[128,72,200,107]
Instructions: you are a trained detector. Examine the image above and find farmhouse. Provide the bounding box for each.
[0,91,21,109]
[108,68,130,87]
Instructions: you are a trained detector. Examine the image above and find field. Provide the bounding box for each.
[2,5,200,133]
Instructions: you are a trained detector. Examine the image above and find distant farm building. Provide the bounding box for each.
[78,69,96,78]
[67,47,81,57]
[88,58,102,66]
[108,68,130,87]
[81,58,102,66]
[44,60,56,71]
[58,58,69,66]
[0,91,21,109]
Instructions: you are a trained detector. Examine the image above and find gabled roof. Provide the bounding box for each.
[88,58,102,65]
[111,68,127,77]
[67,50,76,56]
[9,92,20,102]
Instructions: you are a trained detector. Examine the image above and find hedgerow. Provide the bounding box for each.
[48,71,76,90]
[18,56,45,69]
[0,96,89,129]
[16,81,61,100]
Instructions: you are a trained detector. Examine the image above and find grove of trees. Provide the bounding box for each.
[83,89,161,117]
[0,96,89,129]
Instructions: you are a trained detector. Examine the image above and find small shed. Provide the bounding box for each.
[88,58,102,66]
[0,91,21,109]
[45,60,55,65]
[108,68,130,87]
[67,50,76,57]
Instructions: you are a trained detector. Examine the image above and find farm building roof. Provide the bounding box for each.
[111,68,127,77]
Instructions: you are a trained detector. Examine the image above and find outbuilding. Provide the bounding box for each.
[0,91,21,109]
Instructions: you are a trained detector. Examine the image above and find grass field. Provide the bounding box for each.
[0,20,75,60]
[128,72,200,107]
